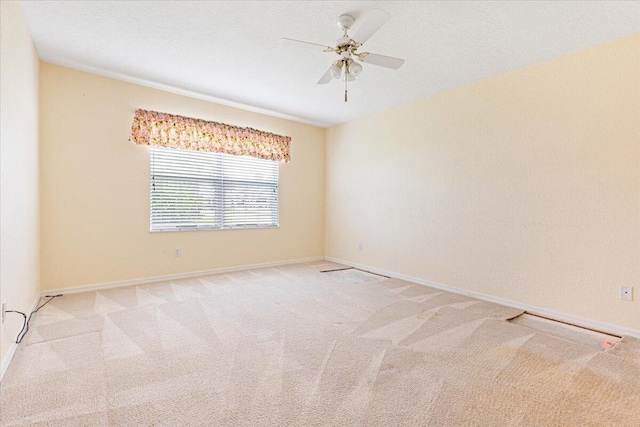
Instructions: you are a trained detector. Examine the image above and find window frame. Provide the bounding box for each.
[149,146,280,233]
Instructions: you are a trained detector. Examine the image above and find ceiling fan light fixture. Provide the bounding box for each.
[329,62,342,79]
[348,61,363,77]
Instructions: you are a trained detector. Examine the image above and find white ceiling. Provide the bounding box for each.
[21,1,640,127]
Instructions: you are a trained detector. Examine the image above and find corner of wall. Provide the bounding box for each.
[0,0,42,380]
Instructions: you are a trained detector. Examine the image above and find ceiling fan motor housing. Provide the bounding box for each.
[337,36,352,47]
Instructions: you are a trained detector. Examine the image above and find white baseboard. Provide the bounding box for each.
[325,256,640,339]
[42,256,324,296]
[1,294,42,382]
[4,254,635,382]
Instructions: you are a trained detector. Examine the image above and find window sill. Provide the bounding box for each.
[149,224,280,233]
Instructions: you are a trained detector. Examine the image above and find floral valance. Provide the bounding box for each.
[130,109,291,162]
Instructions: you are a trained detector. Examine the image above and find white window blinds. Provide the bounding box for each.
[150,146,279,232]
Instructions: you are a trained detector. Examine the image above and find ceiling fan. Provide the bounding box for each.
[279,9,405,102]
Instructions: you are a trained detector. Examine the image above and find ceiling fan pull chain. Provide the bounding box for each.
[344,74,348,102]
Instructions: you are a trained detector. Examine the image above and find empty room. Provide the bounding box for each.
[1,1,639,425]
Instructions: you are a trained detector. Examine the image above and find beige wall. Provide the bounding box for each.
[0,1,41,369]
[39,64,325,290]
[326,34,640,331]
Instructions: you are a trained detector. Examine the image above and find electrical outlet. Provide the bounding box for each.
[1,301,6,323]
[620,286,633,301]
[174,248,181,257]
[357,243,363,252]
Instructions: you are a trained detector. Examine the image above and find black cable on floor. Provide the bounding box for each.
[4,294,63,344]
[4,310,27,342]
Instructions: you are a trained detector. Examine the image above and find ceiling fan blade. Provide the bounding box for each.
[279,38,333,51]
[359,52,405,69]
[317,68,333,84]
[352,9,390,44]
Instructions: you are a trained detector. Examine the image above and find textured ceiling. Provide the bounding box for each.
[21,1,640,127]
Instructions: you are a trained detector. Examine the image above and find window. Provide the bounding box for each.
[150,146,279,232]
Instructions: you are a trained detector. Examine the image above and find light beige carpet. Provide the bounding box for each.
[1,261,639,426]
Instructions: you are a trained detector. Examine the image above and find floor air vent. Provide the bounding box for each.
[320,268,388,284]
[508,313,620,350]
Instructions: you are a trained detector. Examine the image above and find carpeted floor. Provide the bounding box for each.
[1,261,639,426]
